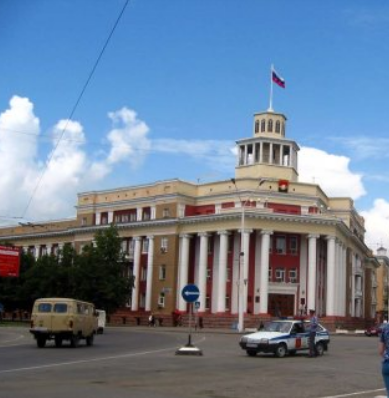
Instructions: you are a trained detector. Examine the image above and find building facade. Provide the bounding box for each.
[0,108,380,329]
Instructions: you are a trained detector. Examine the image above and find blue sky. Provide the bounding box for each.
[1,0,389,251]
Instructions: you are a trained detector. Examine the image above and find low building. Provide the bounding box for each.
[0,107,380,329]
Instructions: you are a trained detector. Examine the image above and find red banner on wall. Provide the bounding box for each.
[0,246,21,277]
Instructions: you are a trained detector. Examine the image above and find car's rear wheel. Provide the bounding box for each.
[315,342,325,356]
[246,350,257,357]
[275,343,287,358]
[86,334,94,346]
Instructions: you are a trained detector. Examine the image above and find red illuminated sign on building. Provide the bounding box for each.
[0,246,21,277]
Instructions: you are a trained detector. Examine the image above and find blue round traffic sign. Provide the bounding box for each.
[181,284,200,303]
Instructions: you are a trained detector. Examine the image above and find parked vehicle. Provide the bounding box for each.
[96,309,106,334]
[30,298,98,348]
[364,323,386,337]
[239,319,330,358]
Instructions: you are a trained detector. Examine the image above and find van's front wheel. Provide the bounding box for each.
[36,336,46,348]
[70,334,79,348]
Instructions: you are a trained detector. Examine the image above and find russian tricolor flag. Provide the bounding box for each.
[272,69,285,88]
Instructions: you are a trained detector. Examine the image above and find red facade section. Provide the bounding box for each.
[185,204,216,216]
[267,203,301,214]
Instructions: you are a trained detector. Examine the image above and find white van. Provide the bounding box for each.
[96,309,106,334]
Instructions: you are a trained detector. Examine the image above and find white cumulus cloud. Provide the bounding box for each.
[298,147,366,199]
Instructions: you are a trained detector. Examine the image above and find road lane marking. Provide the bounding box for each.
[0,335,206,375]
[319,388,385,398]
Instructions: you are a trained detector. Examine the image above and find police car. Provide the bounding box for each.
[239,319,330,358]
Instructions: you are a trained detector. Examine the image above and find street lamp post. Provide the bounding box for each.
[238,198,246,333]
[231,178,267,333]
[231,178,247,333]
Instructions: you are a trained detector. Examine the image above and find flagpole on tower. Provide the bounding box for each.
[268,64,274,112]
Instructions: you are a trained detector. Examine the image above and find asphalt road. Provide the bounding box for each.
[0,326,386,398]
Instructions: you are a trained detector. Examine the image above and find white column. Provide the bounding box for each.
[341,245,347,316]
[108,211,113,223]
[177,234,191,311]
[95,212,101,225]
[259,230,272,313]
[259,142,263,163]
[336,241,343,315]
[254,232,262,314]
[198,233,209,312]
[326,236,336,316]
[231,233,240,314]
[46,244,52,256]
[131,237,142,311]
[307,234,319,311]
[351,253,356,317]
[217,231,229,312]
[145,236,154,311]
[269,143,273,164]
[136,207,143,221]
[151,206,156,220]
[34,245,40,260]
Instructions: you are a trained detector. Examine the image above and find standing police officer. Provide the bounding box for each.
[308,309,318,357]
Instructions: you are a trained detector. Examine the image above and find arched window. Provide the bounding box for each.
[275,120,281,133]
[255,120,259,133]
[268,119,273,132]
[261,119,266,132]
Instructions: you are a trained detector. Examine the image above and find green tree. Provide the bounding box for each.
[73,225,133,314]
[1,226,132,315]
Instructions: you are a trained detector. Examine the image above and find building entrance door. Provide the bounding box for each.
[269,294,295,317]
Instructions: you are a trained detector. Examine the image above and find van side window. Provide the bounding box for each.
[38,303,52,313]
[54,303,68,313]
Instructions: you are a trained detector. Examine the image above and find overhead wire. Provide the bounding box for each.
[20,0,130,219]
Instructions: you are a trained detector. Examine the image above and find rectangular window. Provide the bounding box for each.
[142,239,149,253]
[159,265,166,280]
[269,236,273,253]
[228,235,234,253]
[101,213,108,225]
[225,295,230,311]
[275,267,285,282]
[289,236,298,255]
[289,268,298,283]
[81,217,87,226]
[275,236,286,254]
[140,267,147,281]
[158,293,165,307]
[128,240,135,258]
[139,293,146,308]
[208,239,213,254]
[268,267,272,282]
[205,295,210,310]
[207,268,211,280]
[160,237,168,253]
[38,303,52,313]
[163,208,170,218]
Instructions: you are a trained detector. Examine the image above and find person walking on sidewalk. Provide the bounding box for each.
[376,322,389,398]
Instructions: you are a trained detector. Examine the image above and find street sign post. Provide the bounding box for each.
[176,284,202,356]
